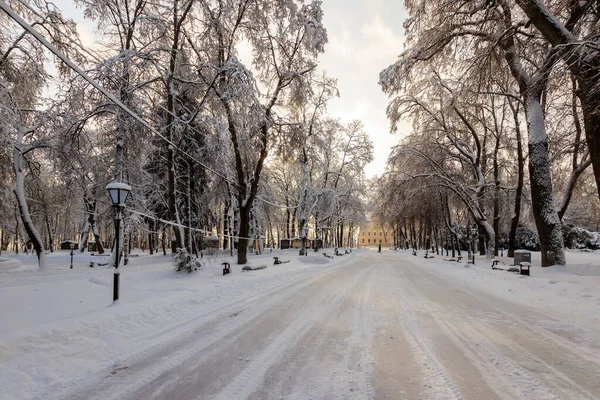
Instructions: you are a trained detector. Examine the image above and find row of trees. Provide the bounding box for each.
[376,0,600,266]
[0,0,372,269]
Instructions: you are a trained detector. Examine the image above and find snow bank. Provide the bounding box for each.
[406,249,600,330]
[0,249,350,400]
[0,257,21,270]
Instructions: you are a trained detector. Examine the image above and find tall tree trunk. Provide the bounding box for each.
[148,219,155,255]
[223,200,229,250]
[478,227,486,256]
[161,223,167,256]
[45,213,54,252]
[123,218,130,265]
[580,82,600,200]
[91,214,104,254]
[525,95,565,266]
[13,127,46,269]
[508,104,524,257]
[291,208,297,238]
[237,203,251,264]
[285,195,291,238]
[493,131,501,257]
[298,152,309,255]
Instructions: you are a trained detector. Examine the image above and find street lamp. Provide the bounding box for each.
[70,243,75,269]
[106,182,132,302]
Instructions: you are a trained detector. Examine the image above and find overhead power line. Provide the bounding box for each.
[0,0,235,185]
[1,0,306,212]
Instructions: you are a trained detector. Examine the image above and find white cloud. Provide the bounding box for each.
[317,1,408,178]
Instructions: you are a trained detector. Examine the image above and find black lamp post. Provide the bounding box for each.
[106,182,132,302]
[70,243,75,269]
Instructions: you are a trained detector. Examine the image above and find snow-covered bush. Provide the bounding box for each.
[173,248,201,273]
[514,226,540,251]
[562,225,600,249]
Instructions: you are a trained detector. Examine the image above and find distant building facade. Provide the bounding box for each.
[359,221,393,248]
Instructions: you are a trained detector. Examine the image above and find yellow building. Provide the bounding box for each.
[359,221,393,248]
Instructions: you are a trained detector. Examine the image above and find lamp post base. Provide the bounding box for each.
[113,273,120,302]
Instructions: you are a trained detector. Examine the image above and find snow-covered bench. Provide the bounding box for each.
[0,258,21,270]
[222,262,231,275]
[519,262,531,276]
[242,265,267,271]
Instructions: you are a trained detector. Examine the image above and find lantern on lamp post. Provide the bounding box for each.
[106,182,132,302]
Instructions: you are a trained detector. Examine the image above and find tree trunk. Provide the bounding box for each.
[123,219,130,265]
[161,224,167,256]
[79,198,92,253]
[579,77,600,200]
[148,219,155,255]
[13,128,47,269]
[298,153,309,255]
[237,203,251,265]
[91,215,104,254]
[508,104,525,258]
[493,132,501,257]
[45,213,54,252]
[223,200,229,250]
[478,227,486,256]
[525,96,566,266]
[285,195,291,238]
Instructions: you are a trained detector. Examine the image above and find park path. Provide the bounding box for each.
[49,252,600,400]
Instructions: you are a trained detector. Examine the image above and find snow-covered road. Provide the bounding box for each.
[43,251,600,400]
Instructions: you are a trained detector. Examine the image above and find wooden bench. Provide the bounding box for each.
[89,262,109,268]
[242,265,267,271]
[519,262,531,276]
[273,257,290,265]
[222,262,231,275]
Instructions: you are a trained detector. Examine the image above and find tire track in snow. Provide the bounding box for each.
[246,260,378,400]
[485,323,598,400]
[210,264,372,400]
[395,269,465,400]
[44,262,346,400]
[401,255,599,399]
[433,315,560,400]
[359,264,375,400]
[421,267,600,397]
[209,266,367,400]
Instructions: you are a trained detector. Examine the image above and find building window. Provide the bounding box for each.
[362,238,365,244]
[380,231,383,236]
[368,232,370,236]
[368,239,370,244]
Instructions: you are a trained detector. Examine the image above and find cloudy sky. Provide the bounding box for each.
[316,0,408,177]
[54,0,408,177]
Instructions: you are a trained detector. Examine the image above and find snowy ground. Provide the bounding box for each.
[1,248,599,399]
